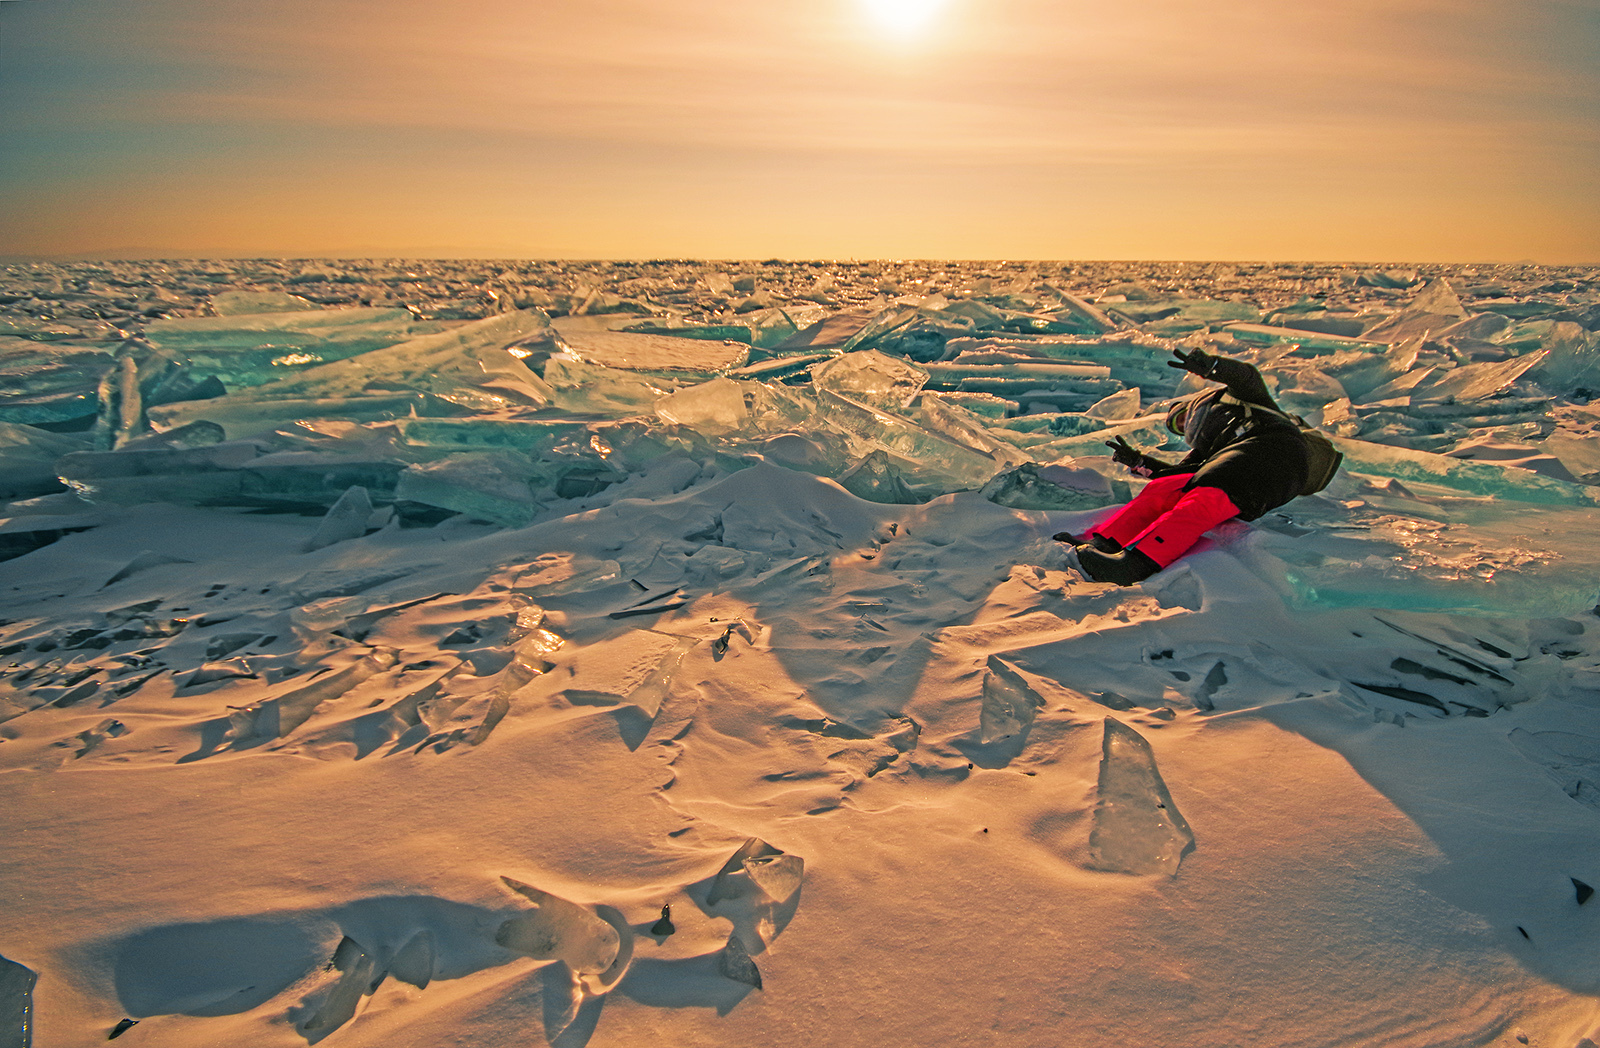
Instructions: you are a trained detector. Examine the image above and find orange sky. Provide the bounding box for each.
[1,0,1596,261]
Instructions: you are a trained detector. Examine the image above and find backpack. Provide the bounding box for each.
[1218,393,1344,496]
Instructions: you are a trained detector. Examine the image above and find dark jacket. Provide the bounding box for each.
[1129,357,1310,520]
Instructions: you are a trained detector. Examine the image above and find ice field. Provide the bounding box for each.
[3,258,1600,1047]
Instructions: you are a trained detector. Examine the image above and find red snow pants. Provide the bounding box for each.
[1090,474,1241,568]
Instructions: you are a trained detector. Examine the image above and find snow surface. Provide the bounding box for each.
[3,259,1600,1048]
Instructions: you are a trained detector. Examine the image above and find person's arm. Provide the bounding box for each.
[1105,436,1195,477]
[1168,348,1282,411]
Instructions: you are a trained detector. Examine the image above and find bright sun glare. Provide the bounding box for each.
[860,0,947,36]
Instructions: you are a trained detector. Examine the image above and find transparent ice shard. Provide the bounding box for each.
[816,390,1007,494]
[155,310,556,428]
[655,376,817,437]
[743,853,805,903]
[836,450,923,504]
[979,655,1046,744]
[303,936,380,1033]
[0,339,115,425]
[560,329,749,373]
[144,306,440,389]
[1088,718,1194,876]
[303,485,373,551]
[707,837,788,904]
[1407,351,1547,405]
[1520,321,1600,391]
[982,462,1123,511]
[811,350,928,403]
[228,649,396,740]
[1085,387,1141,419]
[544,354,672,414]
[495,878,622,975]
[394,452,539,527]
[207,290,317,315]
[1331,436,1598,505]
[626,634,697,718]
[1223,323,1391,354]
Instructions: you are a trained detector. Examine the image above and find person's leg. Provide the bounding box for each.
[1089,473,1194,548]
[1076,484,1240,585]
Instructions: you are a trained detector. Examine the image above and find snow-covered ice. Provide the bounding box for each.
[2,258,1600,1047]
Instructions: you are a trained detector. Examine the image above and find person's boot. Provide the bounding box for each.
[1052,531,1123,553]
[1075,545,1161,586]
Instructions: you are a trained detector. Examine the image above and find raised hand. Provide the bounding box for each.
[1104,435,1142,467]
[1167,347,1216,376]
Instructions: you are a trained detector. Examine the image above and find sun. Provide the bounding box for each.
[860,0,948,36]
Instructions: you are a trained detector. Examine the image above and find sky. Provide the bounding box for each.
[0,0,1596,262]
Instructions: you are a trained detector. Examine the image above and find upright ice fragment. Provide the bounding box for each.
[303,485,373,551]
[495,878,621,975]
[979,656,1046,743]
[303,937,380,1033]
[717,933,763,989]
[1088,719,1194,876]
[0,954,37,1048]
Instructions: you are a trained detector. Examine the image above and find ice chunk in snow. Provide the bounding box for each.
[1088,718,1194,876]
[983,462,1123,511]
[979,655,1046,744]
[389,930,434,990]
[303,485,373,551]
[0,953,37,1048]
[395,453,539,527]
[1084,387,1141,420]
[303,936,380,1033]
[717,933,763,989]
[495,878,622,975]
[706,837,805,904]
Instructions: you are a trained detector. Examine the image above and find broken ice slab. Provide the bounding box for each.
[559,329,749,374]
[655,376,820,438]
[625,634,697,718]
[1405,351,1548,405]
[815,390,1011,494]
[395,417,591,455]
[836,450,923,504]
[228,649,396,740]
[1085,387,1141,420]
[303,937,380,1033]
[0,423,89,499]
[1519,320,1600,391]
[0,338,115,425]
[208,290,318,315]
[1331,436,1598,506]
[148,391,471,437]
[978,655,1047,744]
[811,349,929,402]
[394,453,540,527]
[1088,719,1194,876]
[58,441,405,510]
[156,310,557,424]
[543,355,675,415]
[495,879,621,975]
[143,306,444,389]
[982,462,1126,511]
[1,953,37,1048]
[1223,323,1392,355]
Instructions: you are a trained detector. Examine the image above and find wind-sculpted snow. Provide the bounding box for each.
[4,259,1600,1048]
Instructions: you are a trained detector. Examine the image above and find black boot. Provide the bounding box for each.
[1076,545,1161,586]
[1052,531,1123,554]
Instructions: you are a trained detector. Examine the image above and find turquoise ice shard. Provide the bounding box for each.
[0,339,114,424]
[1222,323,1391,354]
[394,453,539,527]
[978,655,1046,744]
[0,954,36,1048]
[811,349,928,402]
[495,878,622,975]
[1331,436,1599,506]
[1088,718,1194,876]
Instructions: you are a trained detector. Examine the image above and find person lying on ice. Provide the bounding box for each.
[1057,346,1310,586]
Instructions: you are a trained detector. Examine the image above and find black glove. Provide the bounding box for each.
[1105,436,1142,468]
[1167,347,1216,377]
